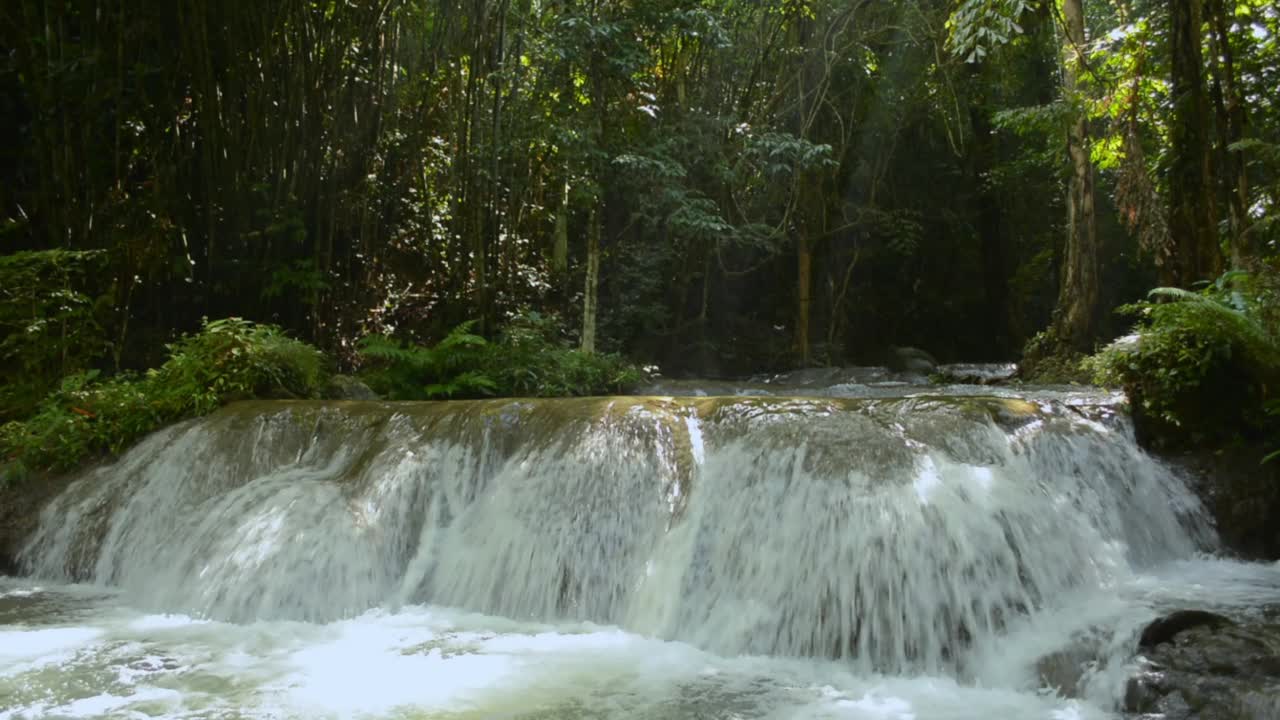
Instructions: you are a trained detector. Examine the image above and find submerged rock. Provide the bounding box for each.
[1126,609,1280,719]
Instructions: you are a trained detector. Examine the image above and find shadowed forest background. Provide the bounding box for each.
[2,0,1278,410]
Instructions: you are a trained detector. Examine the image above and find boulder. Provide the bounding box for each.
[1126,609,1280,720]
[888,346,938,375]
[1165,449,1280,561]
[1138,610,1233,650]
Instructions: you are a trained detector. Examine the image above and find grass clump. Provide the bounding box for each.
[1,318,326,483]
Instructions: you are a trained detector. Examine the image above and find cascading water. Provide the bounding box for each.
[2,386,1277,719]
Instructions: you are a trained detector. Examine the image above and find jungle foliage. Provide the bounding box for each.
[358,314,642,400]
[1089,268,1280,448]
[2,0,1280,459]
[0,319,326,484]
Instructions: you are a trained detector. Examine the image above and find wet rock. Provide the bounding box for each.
[888,346,938,374]
[1125,611,1280,719]
[0,471,79,575]
[1138,610,1233,650]
[1034,624,1122,698]
[1036,646,1094,696]
[934,363,1019,385]
[1160,447,1280,561]
[322,374,380,400]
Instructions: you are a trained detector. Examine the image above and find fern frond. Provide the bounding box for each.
[357,334,438,370]
[1147,286,1211,303]
[434,321,488,352]
[423,382,460,398]
[452,370,497,392]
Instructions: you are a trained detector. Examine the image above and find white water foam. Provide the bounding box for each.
[20,397,1210,675]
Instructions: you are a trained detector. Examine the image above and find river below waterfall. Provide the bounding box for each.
[4,559,1280,719]
[3,377,1280,718]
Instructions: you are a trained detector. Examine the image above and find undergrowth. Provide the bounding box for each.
[358,312,643,400]
[1087,269,1280,448]
[0,318,327,484]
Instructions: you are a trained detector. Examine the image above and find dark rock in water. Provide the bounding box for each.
[1139,610,1233,650]
[888,346,938,374]
[1126,611,1280,719]
[322,374,380,400]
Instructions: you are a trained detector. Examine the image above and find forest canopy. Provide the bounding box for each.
[2,0,1278,403]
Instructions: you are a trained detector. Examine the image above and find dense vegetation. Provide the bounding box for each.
[358,313,642,400]
[0,318,326,483]
[3,0,1280,469]
[1090,270,1280,448]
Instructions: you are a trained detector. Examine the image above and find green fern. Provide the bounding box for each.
[357,322,493,400]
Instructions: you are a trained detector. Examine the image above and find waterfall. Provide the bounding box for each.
[20,394,1211,675]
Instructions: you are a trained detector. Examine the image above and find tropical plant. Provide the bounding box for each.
[484,312,644,398]
[150,318,328,415]
[357,322,497,400]
[1,319,328,484]
[357,314,643,400]
[1088,271,1280,445]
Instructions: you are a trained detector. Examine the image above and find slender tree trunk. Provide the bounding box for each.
[581,207,600,354]
[1167,0,1221,286]
[553,179,569,275]
[1051,0,1099,353]
[796,234,812,366]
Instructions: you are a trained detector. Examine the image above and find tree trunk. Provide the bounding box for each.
[1167,0,1221,286]
[580,206,600,354]
[796,234,812,366]
[1206,0,1252,266]
[1052,0,1100,353]
[553,179,569,275]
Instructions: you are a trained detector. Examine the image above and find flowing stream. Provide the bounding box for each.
[4,376,1280,719]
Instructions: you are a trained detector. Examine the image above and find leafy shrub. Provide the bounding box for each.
[1,319,327,483]
[1087,271,1280,445]
[484,312,643,397]
[357,313,643,400]
[358,322,496,399]
[149,318,327,414]
[0,371,161,480]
